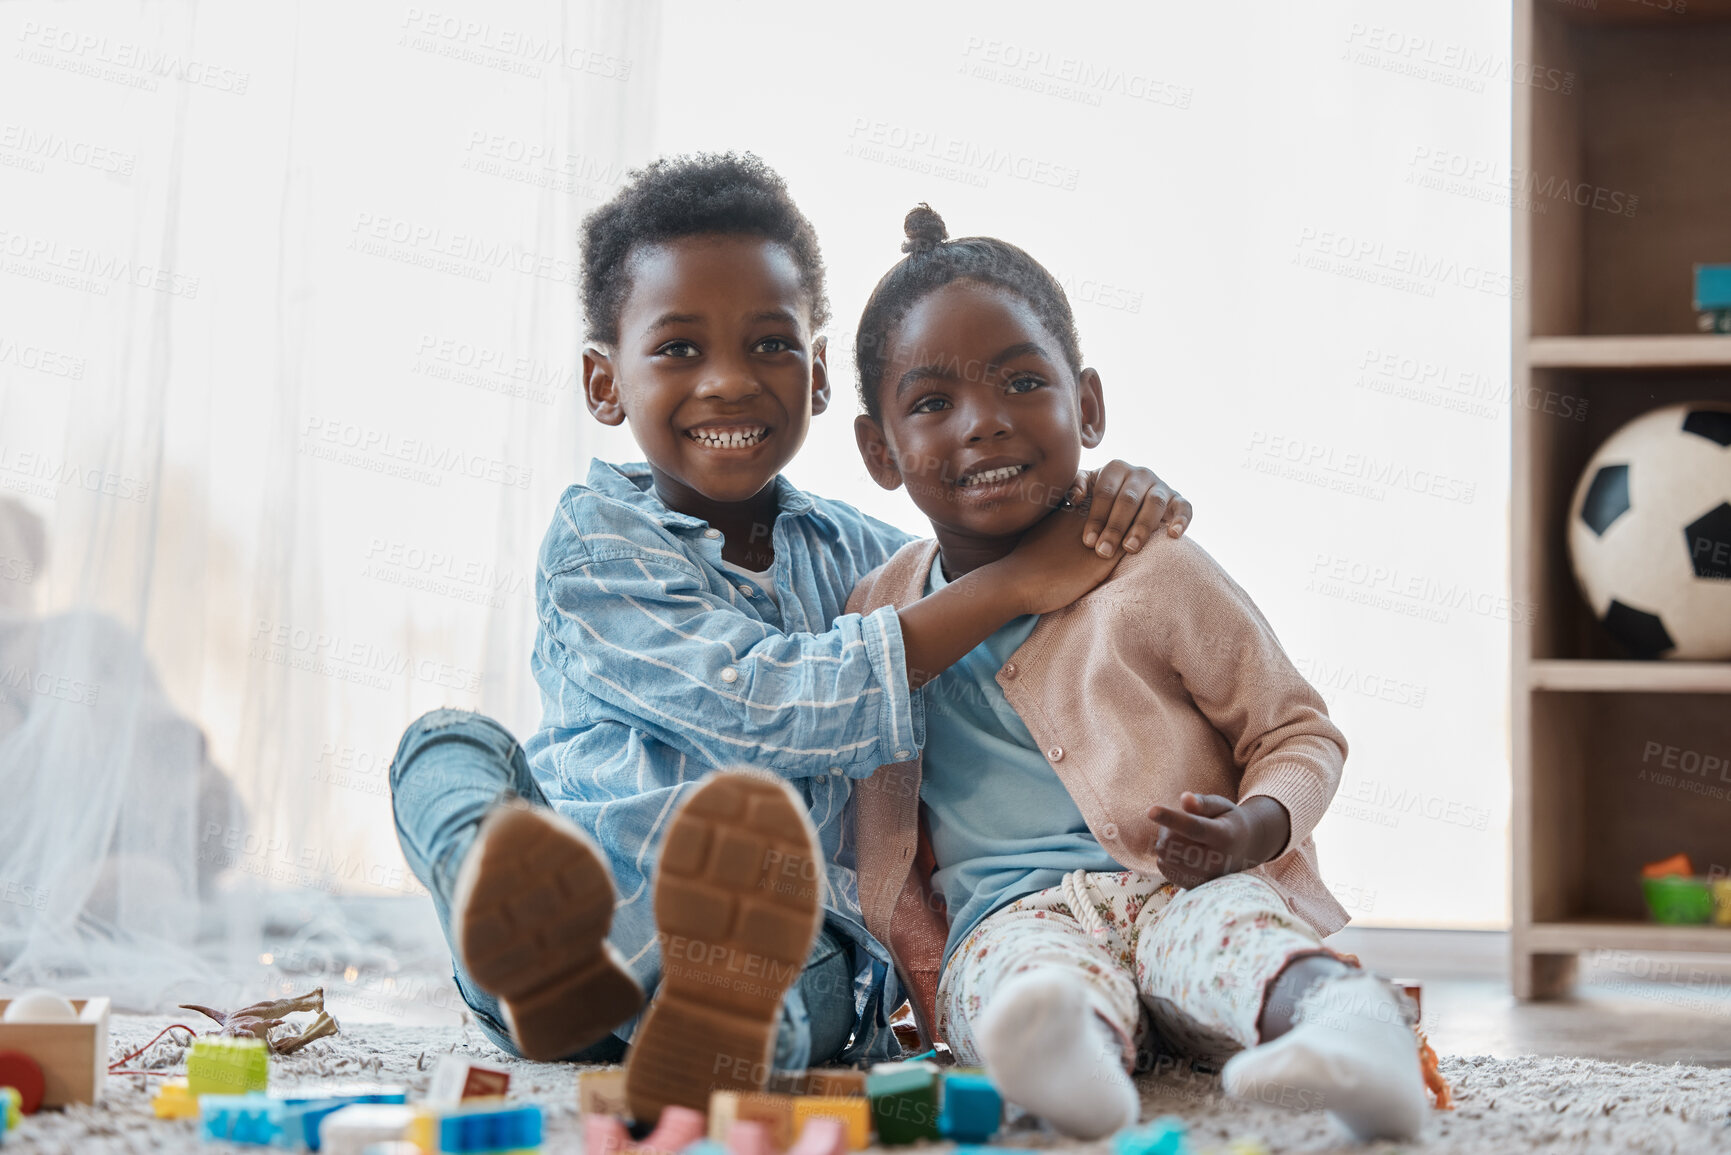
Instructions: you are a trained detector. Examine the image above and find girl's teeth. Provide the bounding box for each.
[689,428,766,448]
[961,465,1025,487]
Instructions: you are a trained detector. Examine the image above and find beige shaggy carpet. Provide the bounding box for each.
[6,1014,1731,1154]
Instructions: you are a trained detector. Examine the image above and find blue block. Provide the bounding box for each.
[199,1092,290,1147]
[1113,1116,1189,1155]
[438,1103,543,1152]
[937,1072,1002,1142]
[273,1087,409,1150]
[1695,264,1731,311]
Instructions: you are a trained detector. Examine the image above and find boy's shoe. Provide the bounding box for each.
[451,801,644,1061]
[624,770,825,1123]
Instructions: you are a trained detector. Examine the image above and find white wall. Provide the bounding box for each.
[650,0,1515,927]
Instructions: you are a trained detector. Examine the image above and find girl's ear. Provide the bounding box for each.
[810,336,832,416]
[1077,367,1106,449]
[584,346,626,426]
[854,414,904,491]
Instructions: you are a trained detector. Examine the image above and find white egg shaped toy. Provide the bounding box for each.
[2,988,78,1022]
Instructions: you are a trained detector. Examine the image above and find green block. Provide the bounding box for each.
[186,1036,270,1096]
[868,1062,940,1146]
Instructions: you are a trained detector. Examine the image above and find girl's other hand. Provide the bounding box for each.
[1147,792,1290,889]
[1066,462,1192,559]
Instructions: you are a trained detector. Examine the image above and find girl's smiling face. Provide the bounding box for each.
[855,279,1105,554]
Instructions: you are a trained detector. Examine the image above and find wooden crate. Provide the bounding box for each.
[0,997,110,1106]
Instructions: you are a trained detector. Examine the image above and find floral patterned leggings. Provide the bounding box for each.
[936,871,1328,1070]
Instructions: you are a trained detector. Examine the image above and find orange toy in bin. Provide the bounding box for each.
[1641,853,1694,879]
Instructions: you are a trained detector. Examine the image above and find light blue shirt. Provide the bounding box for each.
[919,552,1123,969]
[523,460,920,1063]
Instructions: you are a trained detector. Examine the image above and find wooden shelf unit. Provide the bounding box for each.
[1512,0,1731,999]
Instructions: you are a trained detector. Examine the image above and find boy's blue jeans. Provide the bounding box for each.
[389,708,856,1065]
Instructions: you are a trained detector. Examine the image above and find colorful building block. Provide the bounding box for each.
[785,1117,848,1155]
[437,1103,542,1153]
[936,1070,1001,1143]
[276,1086,409,1150]
[198,1092,288,1146]
[1113,1115,1189,1155]
[866,1062,939,1146]
[578,1068,629,1118]
[639,1104,706,1154]
[186,1036,270,1096]
[582,1113,629,1155]
[709,1091,795,1150]
[0,1085,12,1143]
[428,1056,510,1103]
[805,1071,865,1099]
[724,1119,775,1155]
[317,1103,416,1155]
[791,1095,870,1150]
[151,1079,199,1119]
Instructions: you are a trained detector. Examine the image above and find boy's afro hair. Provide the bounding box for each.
[580,151,830,344]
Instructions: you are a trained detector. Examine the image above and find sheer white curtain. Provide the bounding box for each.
[0,0,660,1009]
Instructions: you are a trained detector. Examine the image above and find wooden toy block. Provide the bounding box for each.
[318,1103,416,1155]
[579,1068,630,1118]
[805,1071,866,1098]
[866,1062,939,1146]
[766,1070,809,1096]
[785,1117,848,1155]
[428,1055,511,1102]
[791,1095,871,1150]
[724,1119,776,1155]
[708,1091,795,1150]
[0,997,109,1107]
[150,1078,199,1119]
[936,1070,1001,1143]
[186,1035,269,1096]
[0,1052,45,1115]
[639,1104,707,1153]
[583,1112,630,1155]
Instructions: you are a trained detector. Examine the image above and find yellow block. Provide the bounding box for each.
[792,1095,871,1150]
[150,1079,199,1119]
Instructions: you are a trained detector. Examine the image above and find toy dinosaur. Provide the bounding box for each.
[179,987,339,1055]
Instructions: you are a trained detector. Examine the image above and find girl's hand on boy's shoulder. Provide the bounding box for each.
[1068,462,1193,559]
[1146,792,1289,889]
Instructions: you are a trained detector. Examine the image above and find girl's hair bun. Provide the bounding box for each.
[901,204,949,254]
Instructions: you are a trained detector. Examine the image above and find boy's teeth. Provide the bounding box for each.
[960,465,1026,487]
[688,427,767,448]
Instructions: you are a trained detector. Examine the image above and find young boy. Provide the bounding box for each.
[844,206,1428,1141]
[389,155,1192,1118]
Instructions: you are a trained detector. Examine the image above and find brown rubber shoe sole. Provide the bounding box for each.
[624,771,825,1123]
[452,802,643,1061]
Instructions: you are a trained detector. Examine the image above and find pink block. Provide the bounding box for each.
[786,1117,848,1155]
[641,1105,707,1153]
[585,1112,631,1155]
[726,1119,776,1155]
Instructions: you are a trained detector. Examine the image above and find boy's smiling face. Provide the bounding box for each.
[856,279,1104,550]
[583,234,828,509]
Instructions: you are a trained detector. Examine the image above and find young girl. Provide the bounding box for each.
[846,206,1428,1143]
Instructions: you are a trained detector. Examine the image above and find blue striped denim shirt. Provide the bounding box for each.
[523,460,921,1063]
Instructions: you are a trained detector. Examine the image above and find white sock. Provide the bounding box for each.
[1220,970,1427,1142]
[974,970,1139,1140]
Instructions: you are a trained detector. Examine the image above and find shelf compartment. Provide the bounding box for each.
[1529,335,1731,369]
[1528,660,1731,693]
[1525,920,1731,955]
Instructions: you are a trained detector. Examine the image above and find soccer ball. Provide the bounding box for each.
[1567,402,1731,660]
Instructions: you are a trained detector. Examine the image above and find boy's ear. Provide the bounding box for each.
[853,415,904,491]
[1077,367,1106,449]
[810,335,832,417]
[583,346,626,426]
